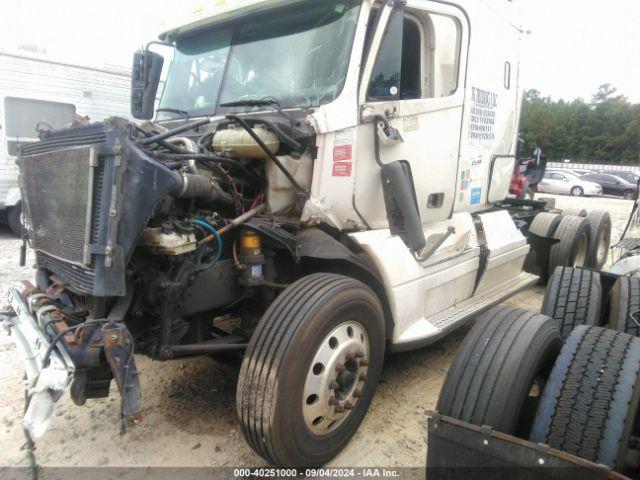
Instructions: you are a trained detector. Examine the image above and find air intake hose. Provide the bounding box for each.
[174,173,234,205]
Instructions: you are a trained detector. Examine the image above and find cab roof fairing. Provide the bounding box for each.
[159,0,309,42]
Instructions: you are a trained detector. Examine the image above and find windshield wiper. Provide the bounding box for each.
[218,99,279,108]
[156,108,191,120]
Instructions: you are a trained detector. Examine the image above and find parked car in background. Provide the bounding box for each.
[580,172,638,199]
[537,170,603,196]
[601,170,640,185]
[563,168,598,176]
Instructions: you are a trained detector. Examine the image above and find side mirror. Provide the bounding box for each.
[380,161,426,253]
[131,50,164,120]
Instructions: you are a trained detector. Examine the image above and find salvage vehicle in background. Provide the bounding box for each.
[0,49,132,236]
[0,0,615,468]
[536,169,602,197]
[581,172,638,199]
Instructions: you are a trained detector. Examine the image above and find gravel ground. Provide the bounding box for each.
[0,194,635,472]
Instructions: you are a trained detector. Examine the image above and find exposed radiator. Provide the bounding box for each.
[17,118,180,297]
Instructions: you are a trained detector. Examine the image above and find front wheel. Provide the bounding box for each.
[236,273,385,467]
[570,186,584,197]
[624,189,636,200]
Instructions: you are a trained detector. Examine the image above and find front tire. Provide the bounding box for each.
[570,186,584,197]
[7,202,22,237]
[236,273,385,467]
[624,190,636,200]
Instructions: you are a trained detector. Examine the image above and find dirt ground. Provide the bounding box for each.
[0,194,634,472]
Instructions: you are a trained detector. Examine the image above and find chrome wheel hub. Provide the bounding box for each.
[302,321,370,435]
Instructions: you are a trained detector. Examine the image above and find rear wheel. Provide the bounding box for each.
[7,202,22,237]
[541,267,602,340]
[530,326,640,469]
[528,212,561,237]
[585,210,611,269]
[570,187,584,197]
[236,273,385,467]
[548,215,591,273]
[437,306,562,437]
[561,207,587,217]
[608,276,640,336]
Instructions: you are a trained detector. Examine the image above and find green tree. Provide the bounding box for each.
[520,85,640,165]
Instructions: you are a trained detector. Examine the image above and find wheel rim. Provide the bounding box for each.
[572,187,582,196]
[574,232,589,267]
[302,321,370,435]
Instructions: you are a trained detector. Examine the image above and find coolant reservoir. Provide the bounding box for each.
[267,153,313,214]
[212,124,280,159]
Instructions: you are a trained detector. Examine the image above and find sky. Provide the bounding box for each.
[0,0,639,103]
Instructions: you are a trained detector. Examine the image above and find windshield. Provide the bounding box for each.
[158,0,362,118]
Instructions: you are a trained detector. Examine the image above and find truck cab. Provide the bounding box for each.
[4,0,533,468]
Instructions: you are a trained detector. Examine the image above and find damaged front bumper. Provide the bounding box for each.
[1,285,141,439]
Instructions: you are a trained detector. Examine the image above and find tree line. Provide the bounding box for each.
[519,84,640,165]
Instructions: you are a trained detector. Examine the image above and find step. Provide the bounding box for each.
[390,272,538,352]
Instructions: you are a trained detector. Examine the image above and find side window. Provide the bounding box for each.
[427,13,461,97]
[367,9,461,102]
[367,9,403,101]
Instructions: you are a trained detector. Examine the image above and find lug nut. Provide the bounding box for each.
[355,351,365,358]
[353,389,362,398]
[359,360,369,367]
[329,397,339,405]
[359,373,367,382]
[329,381,339,390]
[345,352,356,360]
[335,364,346,373]
[335,405,345,414]
[344,401,354,410]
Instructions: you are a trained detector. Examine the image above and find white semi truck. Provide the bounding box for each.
[0,51,132,235]
[1,0,612,468]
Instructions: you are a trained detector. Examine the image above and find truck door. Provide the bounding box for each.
[353,1,469,228]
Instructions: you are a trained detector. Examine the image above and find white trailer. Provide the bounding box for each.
[0,51,132,234]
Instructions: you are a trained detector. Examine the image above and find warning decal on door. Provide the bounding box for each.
[332,163,352,177]
[333,145,352,162]
[332,129,353,176]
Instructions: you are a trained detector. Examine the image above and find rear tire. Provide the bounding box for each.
[530,326,640,469]
[608,276,640,337]
[236,273,385,467]
[548,215,591,273]
[7,202,22,237]
[537,197,556,209]
[437,306,562,437]
[528,212,561,237]
[541,267,602,340]
[585,210,611,269]
[561,207,587,217]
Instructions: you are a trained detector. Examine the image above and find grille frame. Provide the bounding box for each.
[18,118,181,298]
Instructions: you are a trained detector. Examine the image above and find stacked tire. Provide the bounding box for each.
[437,306,640,472]
[541,267,602,340]
[530,326,640,470]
